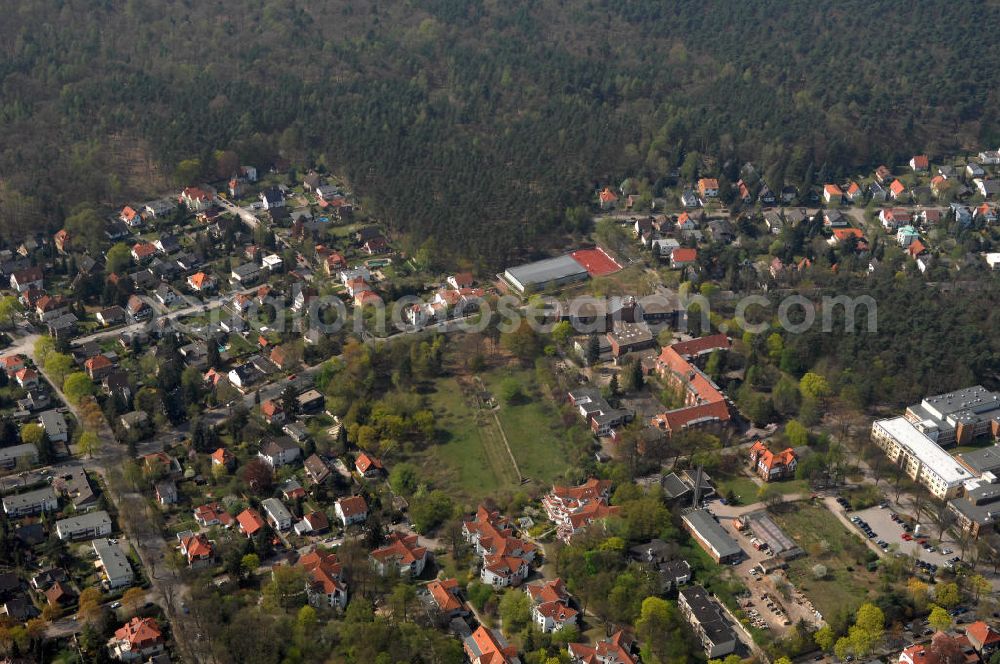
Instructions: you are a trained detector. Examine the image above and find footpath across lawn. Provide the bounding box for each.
[422,376,517,500]
[482,367,571,486]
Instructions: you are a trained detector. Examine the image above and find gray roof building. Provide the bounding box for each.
[678,585,738,658]
[681,509,742,563]
[3,487,59,517]
[661,473,693,502]
[55,510,113,540]
[38,410,68,442]
[93,538,134,589]
[957,445,1000,476]
[0,444,38,470]
[503,255,589,295]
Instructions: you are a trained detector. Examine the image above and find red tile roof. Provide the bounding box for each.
[261,399,282,418]
[193,502,233,526]
[890,179,907,195]
[370,532,426,565]
[824,184,843,197]
[831,227,865,241]
[671,247,697,263]
[188,272,212,289]
[427,578,464,613]
[966,621,1000,649]
[237,508,266,536]
[749,440,797,473]
[84,354,113,372]
[180,533,213,562]
[132,242,156,259]
[599,187,618,203]
[210,448,234,466]
[355,452,383,475]
[466,626,519,664]
[908,239,928,258]
[114,617,163,650]
[337,495,368,519]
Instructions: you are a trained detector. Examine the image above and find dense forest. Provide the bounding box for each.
[2,0,1000,266]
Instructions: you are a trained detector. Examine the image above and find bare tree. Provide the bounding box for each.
[932,505,956,541]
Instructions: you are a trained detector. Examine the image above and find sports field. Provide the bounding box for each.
[569,247,622,277]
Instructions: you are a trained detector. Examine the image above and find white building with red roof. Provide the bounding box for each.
[107,617,165,661]
[178,532,214,568]
[465,626,521,664]
[748,440,798,481]
[542,479,619,543]
[568,630,637,664]
[370,532,428,577]
[1,355,25,376]
[355,452,384,478]
[237,508,266,538]
[299,549,347,610]
[193,502,233,528]
[463,505,536,561]
[180,187,212,211]
[426,578,468,617]
[525,578,578,633]
[334,495,369,526]
[966,621,1000,658]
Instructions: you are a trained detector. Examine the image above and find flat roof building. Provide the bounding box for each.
[906,385,1000,447]
[55,510,112,541]
[678,585,738,658]
[871,416,970,500]
[0,444,38,470]
[502,255,589,295]
[681,509,742,564]
[957,445,1000,476]
[93,539,134,590]
[948,479,1000,539]
[3,487,58,518]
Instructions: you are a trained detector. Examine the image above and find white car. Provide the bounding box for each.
[110,601,122,609]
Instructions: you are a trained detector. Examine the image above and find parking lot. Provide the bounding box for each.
[847,505,958,571]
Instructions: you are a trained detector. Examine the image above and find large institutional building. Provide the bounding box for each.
[871,386,1000,500]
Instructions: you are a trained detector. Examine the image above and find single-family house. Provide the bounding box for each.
[910,155,930,172]
[84,354,115,381]
[180,187,212,211]
[107,617,165,661]
[260,188,285,210]
[698,178,719,198]
[260,498,292,531]
[261,399,285,425]
[259,438,300,467]
[335,495,369,526]
[237,508,266,538]
[179,532,214,568]
[670,247,697,269]
[299,550,347,610]
[355,452,384,478]
[823,184,843,204]
[187,271,216,292]
[9,266,43,293]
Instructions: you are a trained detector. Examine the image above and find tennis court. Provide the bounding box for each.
[569,248,622,277]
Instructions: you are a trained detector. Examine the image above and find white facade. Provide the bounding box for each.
[871,417,969,499]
